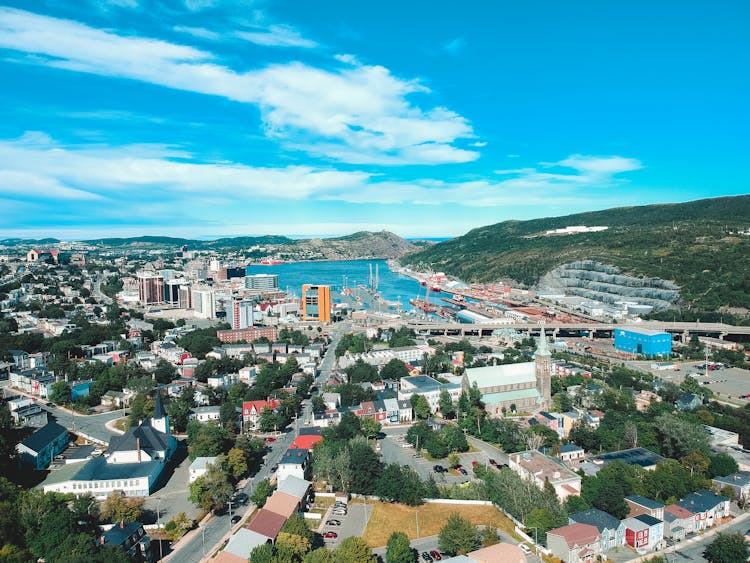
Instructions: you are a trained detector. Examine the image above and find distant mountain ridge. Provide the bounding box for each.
[401,194,750,312]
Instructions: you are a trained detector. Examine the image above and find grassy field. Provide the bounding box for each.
[362,501,517,548]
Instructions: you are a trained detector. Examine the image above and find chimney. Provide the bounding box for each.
[136,437,141,462]
[100,536,105,545]
[120,519,124,529]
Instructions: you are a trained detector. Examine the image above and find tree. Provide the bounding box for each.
[438,389,456,419]
[220,401,238,429]
[360,417,382,439]
[49,381,71,404]
[225,448,248,480]
[442,425,468,452]
[249,543,275,563]
[386,531,414,563]
[591,481,629,519]
[153,359,176,384]
[709,453,740,478]
[703,533,747,563]
[564,495,590,514]
[187,420,232,459]
[276,531,312,560]
[334,536,377,563]
[525,508,559,543]
[251,478,274,508]
[100,491,144,523]
[656,413,711,458]
[188,463,233,512]
[281,513,314,544]
[447,452,460,468]
[381,358,409,380]
[303,548,335,563]
[410,394,431,420]
[438,513,480,556]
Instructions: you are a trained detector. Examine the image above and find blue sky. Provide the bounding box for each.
[0,0,747,239]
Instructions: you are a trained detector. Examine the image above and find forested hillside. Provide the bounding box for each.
[402,194,750,312]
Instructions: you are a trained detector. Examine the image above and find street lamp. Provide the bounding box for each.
[156,498,163,562]
[228,500,234,529]
[415,509,420,538]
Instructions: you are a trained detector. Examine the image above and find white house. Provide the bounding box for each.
[189,456,218,483]
[189,406,221,423]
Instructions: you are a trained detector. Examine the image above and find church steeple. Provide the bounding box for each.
[150,389,169,435]
[535,325,552,409]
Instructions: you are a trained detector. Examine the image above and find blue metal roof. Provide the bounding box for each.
[626,494,665,510]
[20,421,68,453]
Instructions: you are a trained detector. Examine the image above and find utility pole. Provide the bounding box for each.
[156,498,163,562]
[415,509,420,538]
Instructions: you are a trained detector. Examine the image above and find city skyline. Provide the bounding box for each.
[0,1,747,239]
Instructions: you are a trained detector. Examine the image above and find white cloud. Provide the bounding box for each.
[0,170,102,200]
[236,25,317,48]
[334,53,360,65]
[173,25,221,40]
[554,155,643,175]
[0,8,476,165]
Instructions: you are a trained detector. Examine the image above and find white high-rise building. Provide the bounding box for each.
[245,274,279,291]
[192,287,216,319]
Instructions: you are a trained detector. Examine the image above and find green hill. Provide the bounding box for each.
[402,194,750,312]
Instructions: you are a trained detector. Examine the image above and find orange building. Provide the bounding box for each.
[301,284,331,322]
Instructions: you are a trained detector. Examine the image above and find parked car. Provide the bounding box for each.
[459,467,468,475]
[421,552,433,562]
[471,460,478,468]
[325,519,341,526]
[230,515,241,524]
[430,550,442,560]
[455,465,463,472]
[233,492,248,504]
[265,436,276,443]
[433,464,445,473]
[323,531,338,539]
[519,543,531,554]
[488,458,497,466]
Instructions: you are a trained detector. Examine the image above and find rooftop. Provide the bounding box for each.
[547,522,600,548]
[510,450,580,484]
[280,448,308,465]
[189,457,218,472]
[665,504,695,519]
[20,421,68,453]
[263,491,299,519]
[223,528,267,560]
[677,490,729,513]
[569,508,622,533]
[625,494,665,510]
[246,508,286,540]
[101,522,144,547]
[464,362,535,389]
[618,326,670,337]
[713,471,750,487]
[593,448,664,469]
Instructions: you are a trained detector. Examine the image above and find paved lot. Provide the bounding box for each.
[143,445,200,525]
[320,501,373,549]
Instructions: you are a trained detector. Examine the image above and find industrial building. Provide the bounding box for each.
[614,327,672,357]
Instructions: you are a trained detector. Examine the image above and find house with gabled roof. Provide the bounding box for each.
[622,514,663,553]
[663,504,696,541]
[569,508,625,552]
[625,494,665,520]
[676,490,730,530]
[547,522,601,563]
[712,471,750,502]
[17,421,68,470]
[241,399,281,430]
[246,508,286,542]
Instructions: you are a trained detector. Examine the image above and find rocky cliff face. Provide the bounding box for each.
[537,260,679,311]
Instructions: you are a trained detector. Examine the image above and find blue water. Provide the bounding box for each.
[245,259,446,307]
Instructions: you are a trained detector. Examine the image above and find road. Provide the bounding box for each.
[657,514,750,563]
[166,323,348,563]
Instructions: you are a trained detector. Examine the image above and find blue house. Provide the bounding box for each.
[614,327,672,357]
[69,379,93,401]
[569,508,626,552]
[17,421,69,470]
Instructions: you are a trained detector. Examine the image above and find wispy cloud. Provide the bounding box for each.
[443,37,466,55]
[235,25,317,48]
[0,8,475,165]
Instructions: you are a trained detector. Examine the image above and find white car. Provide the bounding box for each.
[518,543,532,554]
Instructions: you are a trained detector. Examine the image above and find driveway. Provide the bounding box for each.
[320,501,373,549]
[143,445,200,525]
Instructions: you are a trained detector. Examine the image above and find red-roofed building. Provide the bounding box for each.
[246,508,286,542]
[292,434,323,450]
[664,504,696,541]
[547,523,601,563]
[242,399,281,430]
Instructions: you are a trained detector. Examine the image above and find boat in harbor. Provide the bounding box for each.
[259,259,284,265]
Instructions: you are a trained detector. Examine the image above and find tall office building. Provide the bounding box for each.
[301,284,331,323]
[244,274,279,291]
[178,285,192,309]
[137,272,164,305]
[191,287,216,319]
[163,278,183,305]
[229,298,255,330]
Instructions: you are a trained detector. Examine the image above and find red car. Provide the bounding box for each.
[323,531,338,539]
[430,550,442,560]
[265,436,276,443]
[471,460,478,468]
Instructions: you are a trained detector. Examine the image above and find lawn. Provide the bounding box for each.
[362,501,517,547]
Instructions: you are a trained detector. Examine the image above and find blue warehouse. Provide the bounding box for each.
[614,327,672,357]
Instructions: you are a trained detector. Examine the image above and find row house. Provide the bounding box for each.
[10,368,55,398]
[547,523,601,563]
[675,490,730,531]
[663,504,697,541]
[569,508,625,553]
[622,514,663,553]
[711,471,750,501]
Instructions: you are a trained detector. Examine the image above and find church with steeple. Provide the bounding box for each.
[462,328,554,416]
[43,390,177,498]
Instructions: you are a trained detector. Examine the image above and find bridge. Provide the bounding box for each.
[404,319,750,340]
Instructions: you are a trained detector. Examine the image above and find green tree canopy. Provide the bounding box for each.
[386,531,414,563]
[703,533,747,563]
[438,512,480,556]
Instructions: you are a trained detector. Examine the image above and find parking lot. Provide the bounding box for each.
[318,500,373,548]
